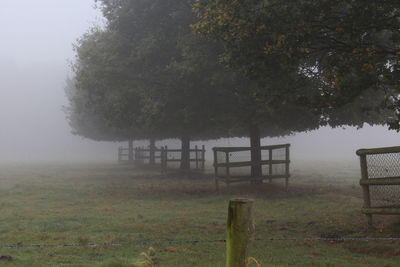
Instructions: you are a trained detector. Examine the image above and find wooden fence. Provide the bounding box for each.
[118,147,131,163]
[213,144,290,191]
[357,146,400,225]
[135,147,163,165]
[161,145,206,172]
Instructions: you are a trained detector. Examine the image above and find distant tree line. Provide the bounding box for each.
[65,0,396,172]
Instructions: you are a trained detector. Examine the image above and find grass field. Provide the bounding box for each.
[0,160,400,266]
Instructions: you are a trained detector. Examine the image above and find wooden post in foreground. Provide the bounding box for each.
[226,199,254,267]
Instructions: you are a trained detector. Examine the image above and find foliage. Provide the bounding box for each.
[92,0,233,141]
[73,27,147,138]
[64,76,133,141]
[192,0,396,128]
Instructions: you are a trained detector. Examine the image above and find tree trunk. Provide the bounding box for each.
[180,135,191,171]
[149,138,156,166]
[250,125,262,178]
[128,139,134,163]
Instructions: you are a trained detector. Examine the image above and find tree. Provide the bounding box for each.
[192,0,397,127]
[192,0,394,175]
[92,0,322,174]
[74,0,390,178]
[90,0,239,170]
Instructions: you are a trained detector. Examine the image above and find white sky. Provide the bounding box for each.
[0,0,117,162]
[0,0,399,163]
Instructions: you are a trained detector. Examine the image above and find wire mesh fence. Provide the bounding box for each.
[365,152,400,207]
[357,146,400,225]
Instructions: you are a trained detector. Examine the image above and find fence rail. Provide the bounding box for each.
[135,147,163,165]
[119,145,206,172]
[213,144,290,191]
[118,147,131,163]
[161,145,206,172]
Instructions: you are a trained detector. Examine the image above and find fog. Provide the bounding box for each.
[0,1,399,164]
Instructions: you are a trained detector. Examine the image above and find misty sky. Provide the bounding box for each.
[0,0,399,163]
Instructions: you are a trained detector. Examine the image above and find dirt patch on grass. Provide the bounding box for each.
[0,255,13,262]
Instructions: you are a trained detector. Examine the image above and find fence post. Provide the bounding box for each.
[118,147,122,163]
[160,147,165,173]
[164,146,168,170]
[359,153,372,225]
[134,148,138,164]
[285,145,290,190]
[226,151,230,187]
[201,145,206,173]
[226,199,254,267]
[195,145,199,170]
[268,148,273,183]
[213,148,219,192]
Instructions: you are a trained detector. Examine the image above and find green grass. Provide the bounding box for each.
[0,161,399,266]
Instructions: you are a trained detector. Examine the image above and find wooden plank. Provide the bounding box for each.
[218,174,290,181]
[216,160,289,168]
[132,148,162,152]
[359,154,372,225]
[164,159,205,162]
[360,177,400,185]
[362,208,400,215]
[165,159,181,162]
[163,148,203,153]
[356,146,400,156]
[214,144,290,152]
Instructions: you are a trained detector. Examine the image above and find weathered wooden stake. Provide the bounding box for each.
[226,198,254,267]
[213,148,219,192]
[285,145,290,190]
[201,145,206,172]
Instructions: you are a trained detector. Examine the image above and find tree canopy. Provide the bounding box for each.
[64,76,133,142]
[70,0,394,173]
[193,0,397,127]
